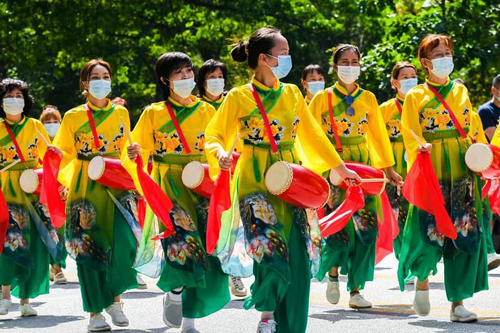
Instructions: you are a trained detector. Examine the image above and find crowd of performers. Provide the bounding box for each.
[1,27,500,333]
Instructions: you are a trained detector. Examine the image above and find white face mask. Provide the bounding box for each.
[430,57,454,79]
[337,66,360,85]
[172,78,196,98]
[44,123,60,137]
[3,97,25,115]
[307,81,325,96]
[399,78,418,96]
[89,79,112,99]
[206,78,225,97]
[268,55,293,79]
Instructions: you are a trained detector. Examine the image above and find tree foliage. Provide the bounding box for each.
[0,0,498,125]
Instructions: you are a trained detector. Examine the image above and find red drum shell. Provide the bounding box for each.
[88,156,136,191]
[329,162,386,196]
[465,143,500,179]
[265,161,330,209]
[181,161,215,198]
[19,168,43,195]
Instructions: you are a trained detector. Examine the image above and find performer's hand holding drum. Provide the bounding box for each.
[88,156,136,190]
[329,162,387,196]
[465,143,500,179]
[265,161,330,209]
[19,168,43,195]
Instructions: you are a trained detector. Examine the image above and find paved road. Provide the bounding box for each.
[1,255,499,332]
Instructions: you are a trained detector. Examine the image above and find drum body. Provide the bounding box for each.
[265,161,329,209]
[181,161,215,198]
[329,162,386,195]
[88,156,136,190]
[465,143,500,179]
[20,168,43,195]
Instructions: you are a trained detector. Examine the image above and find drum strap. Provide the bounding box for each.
[248,83,278,153]
[4,124,26,163]
[426,84,467,139]
[394,98,403,115]
[328,88,343,152]
[85,104,102,149]
[164,101,192,154]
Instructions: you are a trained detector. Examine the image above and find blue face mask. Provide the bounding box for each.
[89,79,112,99]
[307,81,325,96]
[267,55,292,79]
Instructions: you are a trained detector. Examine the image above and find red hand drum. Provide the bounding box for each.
[265,161,330,209]
[19,168,43,195]
[88,156,136,190]
[329,162,387,196]
[181,161,215,198]
[465,143,500,179]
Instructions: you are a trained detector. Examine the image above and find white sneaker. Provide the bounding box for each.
[54,272,67,285]
[413,290,430,316]
[257,319,277,333]
[326,279,340,305]
[88,313,111,332]
[229,276,247,297]
[487,253,500,271]
[20,303,38,316]
[450,305,478,323]
[163,292,182,328]
[182,328,201,333]
[105,301,129,327]
[0,299,11,315]
[136,275,147,290]
[349,293,372,309]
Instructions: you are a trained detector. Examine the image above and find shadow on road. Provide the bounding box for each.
[50,282,81,290]
[408,318,500,332]
[0,315,85,329]
[122,291,164,299]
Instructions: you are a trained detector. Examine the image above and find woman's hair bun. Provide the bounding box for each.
[231,41,248,62]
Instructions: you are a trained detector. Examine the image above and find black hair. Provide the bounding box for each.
[196,59,228,97]
[301,64,326,81]
[231,27,281,69]
[453,78,469,90]
[333,44,361,64]
[155,52,195,99]
[0,79,34,119]
[493,74,500,89]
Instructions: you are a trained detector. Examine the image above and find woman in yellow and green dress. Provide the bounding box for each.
[300,64,326,105]
[379,61,418,259]
[399,34,488,322]
[197,59,227,111]
[205,27,360,333]
[125,52,230,333]
[309,44,402,309]
[0,79,55,317]
[49,59,140,332]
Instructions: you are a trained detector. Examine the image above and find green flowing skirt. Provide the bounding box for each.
[397,133,488,301]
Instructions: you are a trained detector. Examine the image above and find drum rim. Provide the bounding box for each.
[328,169,343,186]
[88,156,106,181]
[465,143,493,173]
[266,161,293,196]
[20,168,39,193]
[312,179,331,210]
[182,161,205,189]
[376,170,387,196]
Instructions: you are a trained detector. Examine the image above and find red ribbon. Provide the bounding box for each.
[85,104,102,149]
[394,98,403,115]
[487,180,500,215]
[5,124,25,163]
[40,150,66,228]
[206,169,231,254]
[164,101,191,154]
[0,188,9,254]
[375,190,399,265]
[402,152,457,239]
[319,185,365,238]
[135,155,175,240]
[248,83,278,153]
[426,84,467,139]
[328,88,343,152]
[137,198,147,228]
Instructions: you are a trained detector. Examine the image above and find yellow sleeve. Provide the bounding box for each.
[365,94,395,169]
[52,111,77,169]
[401,89,426,167]
[491,125,500,147]
[34,120,50,160]
[308,89,327,125]
[294,86,342,173]
[205,89,242,180]
[121,106,154,195]
[470,112,487,144]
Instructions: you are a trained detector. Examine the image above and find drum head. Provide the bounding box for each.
[465,143,492,172]
[19,169,39,193]
[329,169,343,186]
[88,156,106,181]
[182,161,205,189]
[265,161,293,195]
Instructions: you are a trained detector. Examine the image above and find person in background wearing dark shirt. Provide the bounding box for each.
[478,74,500,141]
